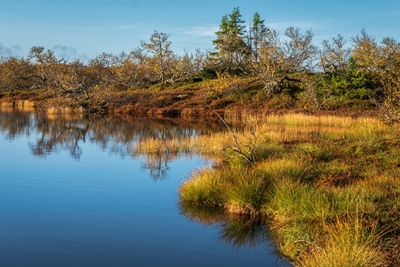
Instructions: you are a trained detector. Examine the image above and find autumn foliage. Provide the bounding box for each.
[1,8,399,121]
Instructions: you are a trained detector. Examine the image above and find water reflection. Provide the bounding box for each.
[179,201,291,266]
[179,201,268,249]
[0,108,35,140]
[0,107,292,266]
[140,153,171,180]
[0,108,222,179]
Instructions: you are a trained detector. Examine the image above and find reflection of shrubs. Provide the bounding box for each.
[179,200,270,249]
[178,200,226,225]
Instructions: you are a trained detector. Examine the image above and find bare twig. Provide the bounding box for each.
[216,112,259,166]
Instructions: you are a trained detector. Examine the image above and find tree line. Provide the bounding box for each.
[1,7,399,120]
[0,38,205,94]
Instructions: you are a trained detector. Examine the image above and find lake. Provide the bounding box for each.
[0,108,291,267]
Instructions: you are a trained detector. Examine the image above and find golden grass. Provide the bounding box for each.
[135,132,229,155]
[298,215,386,267]
[135,113,392,159]
[176,112,400,266]
[180,167,227,205]
[262,113,385,128]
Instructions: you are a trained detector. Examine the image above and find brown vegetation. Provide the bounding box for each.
[1,8,399,122]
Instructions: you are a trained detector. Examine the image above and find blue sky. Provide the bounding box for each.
[1,0,399,61]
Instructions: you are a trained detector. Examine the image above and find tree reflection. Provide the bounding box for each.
[139,153,171,181]
[29,119,89,159]
[0,108,34,139]
[0,108,222,179]
[1,108,290,264]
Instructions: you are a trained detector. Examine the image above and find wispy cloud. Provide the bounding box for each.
[52,45,81,61]
[0,44,21,57]
[180,25,219,37]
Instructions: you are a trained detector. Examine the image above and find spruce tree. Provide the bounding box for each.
[211,7,250,74]
[250,12,269,63]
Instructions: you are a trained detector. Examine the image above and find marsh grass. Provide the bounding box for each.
[179,167,228,205]
[180,166,271,215]
[297,215,387,267]
[134,132,229,156]
[225,168,268,215]
[139,113,400,266]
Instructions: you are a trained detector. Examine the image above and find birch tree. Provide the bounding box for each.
[141,30,173,83]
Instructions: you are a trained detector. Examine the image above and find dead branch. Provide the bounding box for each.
[216,112,255,166]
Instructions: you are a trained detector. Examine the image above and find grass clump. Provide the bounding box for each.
[180,168,228,206]
[180,166,271,215]
[298,215,386,267]
[225,168,268,215]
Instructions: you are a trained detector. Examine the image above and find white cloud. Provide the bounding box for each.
[180,25,219,37]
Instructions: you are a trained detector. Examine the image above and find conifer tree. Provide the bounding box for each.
[211,7,250,74]
[250,12,269,63]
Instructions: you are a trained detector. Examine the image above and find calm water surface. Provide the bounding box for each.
[0,109,291,267]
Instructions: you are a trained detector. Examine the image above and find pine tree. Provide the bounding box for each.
[211,7,250,74]
[250,12,269,63]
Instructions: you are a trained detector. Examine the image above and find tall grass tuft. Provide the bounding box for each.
[179,167,228,206]
[180,166,274,215]
[298,215,386,267]
[225,168,267,215]
[256,158,312,182]
[264,178,332,226]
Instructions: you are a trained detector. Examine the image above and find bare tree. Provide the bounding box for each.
[251,29,282,92]
[281,27,319,73]
[352,29,400,121]
[170,49,205,82]
[141,31,173,83]
[251,27,317,94]
[320,34,351,73]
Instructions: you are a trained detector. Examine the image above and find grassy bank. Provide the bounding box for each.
[137,113,399,266]
[0,76,381,120]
